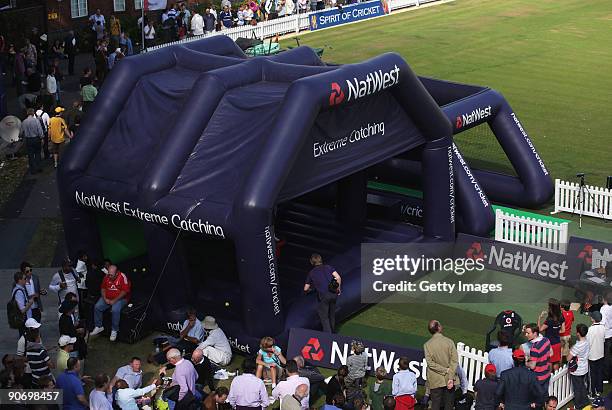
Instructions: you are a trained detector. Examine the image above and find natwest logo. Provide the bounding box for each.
[302,338,324,361]
[456,105,492,129]
[466,242,484,260]
[329,82,345,106]
[345,65,400,102]
[486,245,568,280]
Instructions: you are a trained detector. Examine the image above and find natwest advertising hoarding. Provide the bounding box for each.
[287,328,428,382]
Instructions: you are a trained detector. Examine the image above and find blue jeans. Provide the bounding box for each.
[94,297,126,331]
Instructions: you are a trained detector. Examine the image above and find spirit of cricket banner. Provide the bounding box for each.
[144,0,167,11]
[287,328,427,383]
[309,0,390,31]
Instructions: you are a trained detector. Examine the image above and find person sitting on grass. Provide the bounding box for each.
[256,336,286,388]
[152,307,205,364]
[114,378,159,410]
[322,393,346,410]
[110,357,143,390]
[197,316,232,366]
[203,386,229,410]
[228,358,270,409]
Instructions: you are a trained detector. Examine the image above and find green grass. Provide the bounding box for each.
[284,0,612,185]
[282,0,612,352]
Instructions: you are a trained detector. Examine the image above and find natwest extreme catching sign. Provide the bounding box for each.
[309,0,390,31]
[287,328,427,382]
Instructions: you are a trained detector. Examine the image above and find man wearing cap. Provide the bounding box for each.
[47,106,72,168]
[56,335,77,375]
[495,348,543,409]
[587,310,606,397]
[20,108,44,174]
[17,317,41,357]
[473,364,497,410]
[198,316,232,366]
[91,264,131,342]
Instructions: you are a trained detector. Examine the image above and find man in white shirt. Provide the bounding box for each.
[48,259,80,307]
[75,250,88,300]
[191,11,205,36]
[228,359,269,409]
[272,360,309,409]
[89,9,106,31]
[89,373,113,410]
[568,323,590,409]
[600,292,612,383]
[587,311,606,396]
[197,316,232,366]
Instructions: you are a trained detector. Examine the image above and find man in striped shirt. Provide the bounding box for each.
[25,327,54,386]
[525,323,552,400]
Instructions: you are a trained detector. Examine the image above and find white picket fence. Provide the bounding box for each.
[494,208,569,254]
[147,0,438,51]
[553,178,612,221]
[457,342,573,407]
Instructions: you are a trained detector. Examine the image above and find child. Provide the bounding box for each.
[473,364,498,410]
[346,340,368,397]
[559,299,574,363]
[255,336,286,388]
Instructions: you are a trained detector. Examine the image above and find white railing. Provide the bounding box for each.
[147,0,432,52]
[457,342,573,406]
[553,178,612,222]
[549,366,573,407]
[495,208,569,254]
[457,342,488,391]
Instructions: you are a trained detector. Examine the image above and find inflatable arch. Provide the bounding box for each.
[373,77,554,212]
[58,37,457,346]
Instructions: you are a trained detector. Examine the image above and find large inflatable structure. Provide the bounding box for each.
[58,37,552,348]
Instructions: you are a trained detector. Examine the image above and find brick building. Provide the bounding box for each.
[46,0,147,32]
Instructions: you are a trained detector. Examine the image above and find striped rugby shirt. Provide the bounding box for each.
[25,342,53,385]
[530,335,551,383]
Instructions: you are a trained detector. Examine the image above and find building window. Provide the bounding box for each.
[134,0,143,10]
[70,0,88,18]
[114,0,126,12]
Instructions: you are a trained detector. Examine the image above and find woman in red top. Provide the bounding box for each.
[559,300,574,363]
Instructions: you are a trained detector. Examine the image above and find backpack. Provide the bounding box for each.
[7,288,27,329]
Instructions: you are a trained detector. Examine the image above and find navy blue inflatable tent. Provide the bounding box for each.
[58,37,458,347]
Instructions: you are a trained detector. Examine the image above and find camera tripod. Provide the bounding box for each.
[572,173,606,228]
